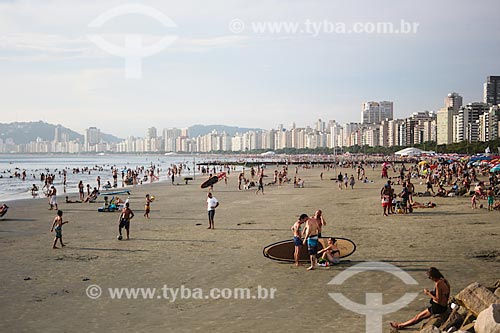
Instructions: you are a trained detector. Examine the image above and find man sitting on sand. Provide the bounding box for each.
[390,267,450,329]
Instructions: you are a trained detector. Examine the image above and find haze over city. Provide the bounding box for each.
[1,0,500,137]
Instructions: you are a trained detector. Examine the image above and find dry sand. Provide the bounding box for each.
[0,166,498,333]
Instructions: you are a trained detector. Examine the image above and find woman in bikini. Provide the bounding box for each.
[317,237,340,264]
[390,267,450,329]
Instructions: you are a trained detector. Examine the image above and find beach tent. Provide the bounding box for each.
[394,147,435,157]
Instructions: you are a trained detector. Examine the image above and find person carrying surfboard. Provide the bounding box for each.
[291,214,308,267]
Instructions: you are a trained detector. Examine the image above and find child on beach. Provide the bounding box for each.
[144,194,151,219]
[471,193,479,209]
[487,187,495,211]
[50,210,68,249]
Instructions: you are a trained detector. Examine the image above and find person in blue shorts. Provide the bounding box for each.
[302,214,320,270]
[291,214,308,267]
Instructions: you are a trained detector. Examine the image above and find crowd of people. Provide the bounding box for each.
[378,159,500,215]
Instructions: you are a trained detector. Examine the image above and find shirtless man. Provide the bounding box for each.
[302,215,320,270]
[118,202,134,240]
[50,210,68,249]
[406,178,415,205]
[312,210,326,237]
[390,267,450,329]
[291,214,308,267]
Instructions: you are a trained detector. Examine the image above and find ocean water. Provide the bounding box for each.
[0,154,206,202]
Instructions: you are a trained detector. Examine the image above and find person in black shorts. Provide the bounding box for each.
[390,267,450,329]
[118,202,134,240]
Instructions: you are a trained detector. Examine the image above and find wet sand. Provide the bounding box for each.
[0,166,498,332]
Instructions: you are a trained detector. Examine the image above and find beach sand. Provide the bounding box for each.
[0,166,498,332]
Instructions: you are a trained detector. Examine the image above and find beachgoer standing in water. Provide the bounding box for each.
[78,180,84,201]
[48,185,58,210]
[50,210,68,249]
[291,214,308,267]
[206,192,219,229]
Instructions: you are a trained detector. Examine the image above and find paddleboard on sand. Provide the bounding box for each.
[200,176,219,189]
[263,237,356,263]
[99,190,130,196]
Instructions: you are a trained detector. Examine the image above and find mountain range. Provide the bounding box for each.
[0,121,262,144]
[0,121,122,144]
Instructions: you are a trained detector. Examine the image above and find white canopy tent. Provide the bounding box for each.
[394,147,435,157]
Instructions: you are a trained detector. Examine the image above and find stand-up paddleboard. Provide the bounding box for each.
[263,237,356,263]
[200,176,219,189]
[99,190,131,196]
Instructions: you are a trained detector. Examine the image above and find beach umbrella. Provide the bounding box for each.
[490,165,500,172]
[418,161,429,165]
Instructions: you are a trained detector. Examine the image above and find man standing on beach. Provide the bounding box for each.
[48,185,58,210]
[255,171,264,195]
[50,210,68,249]
[118,202,134,240]
[291,214,308,267]
[312,210,326,237]
[206,192,219,229]
[302,215,320,270]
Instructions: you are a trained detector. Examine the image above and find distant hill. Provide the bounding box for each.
[0,121,122,144]
[188,124,262,137]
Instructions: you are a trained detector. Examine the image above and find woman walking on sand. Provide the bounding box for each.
[349,175,355,189]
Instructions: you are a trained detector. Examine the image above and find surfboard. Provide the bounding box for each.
[263,237,356,263]
[99,190,131,196]
[217,172,226,179]
[200,176,219,189]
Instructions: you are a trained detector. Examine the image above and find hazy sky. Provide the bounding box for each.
[1,0,500,137]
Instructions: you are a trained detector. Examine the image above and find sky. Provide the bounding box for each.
[1,0,500,138]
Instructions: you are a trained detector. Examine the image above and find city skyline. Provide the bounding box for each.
[1,0,500,137]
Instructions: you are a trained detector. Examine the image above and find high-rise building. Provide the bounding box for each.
[146,127,157,139]
[454,103,489,142]
[54,125,62,142]
[437,107,456,145]
[484,76,500,105]
[379,101,394,120]
[479,105,499,142]
[445,92,463,111]
[85,127,101,146]
[163,128,182,152]
[361,101,393,124]
[316,118,325,132]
